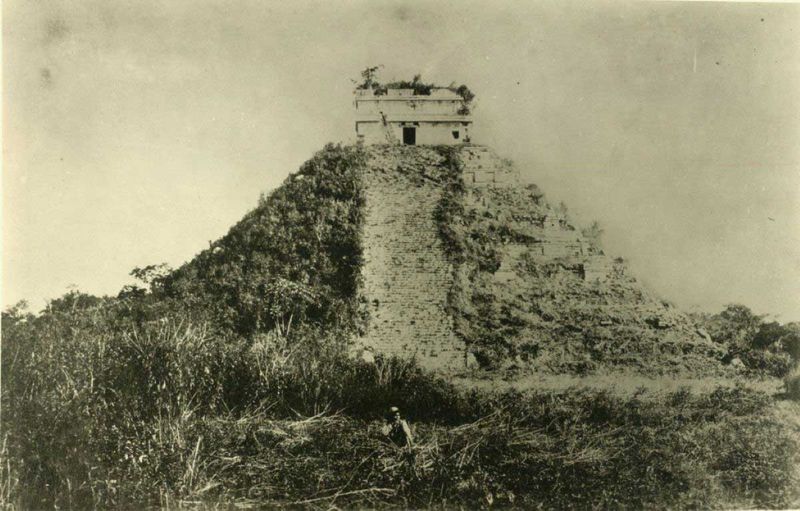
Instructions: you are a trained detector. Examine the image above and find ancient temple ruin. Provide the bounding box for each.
[354,88,472,145]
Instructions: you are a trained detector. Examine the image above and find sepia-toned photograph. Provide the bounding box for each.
[3,0,800,508]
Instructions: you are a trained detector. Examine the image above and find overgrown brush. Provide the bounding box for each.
[0,299,462,508]
[2,306,245,508]
[785,366,800,401]
[84,384,797,509]
[4,304,798,509]
[3,142,799,509]
[160,143,367,337]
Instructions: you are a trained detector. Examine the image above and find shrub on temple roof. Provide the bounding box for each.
[354,66,475,114]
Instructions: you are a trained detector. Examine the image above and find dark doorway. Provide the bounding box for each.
[402,127,416,145]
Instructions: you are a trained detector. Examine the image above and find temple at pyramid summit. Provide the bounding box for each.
[354,86,472,146]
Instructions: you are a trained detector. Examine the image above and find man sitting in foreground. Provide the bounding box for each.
[381,406,414,448]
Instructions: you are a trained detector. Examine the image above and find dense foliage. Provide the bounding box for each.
[432,148,730,375]
[3,303,798,509]
[3,142,799,509]
[158,143,367,337]
[2,143,369,507]
[694,304,800,377]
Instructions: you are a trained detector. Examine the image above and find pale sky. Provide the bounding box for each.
[4,1,800,320]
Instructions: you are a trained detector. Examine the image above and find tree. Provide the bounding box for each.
[355,65,382,90]
[2,301,32,330]
[754,321,800,363]
[130,263,172,291]
[707,304,764,347]
[45,290,104,315]
[581,221,604,249]
[702,304,796,376]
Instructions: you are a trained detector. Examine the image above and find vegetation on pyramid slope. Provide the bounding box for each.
[160,143,367,337]
[432,148,729,375]
[3,143,800,509]
[355,144,797,377]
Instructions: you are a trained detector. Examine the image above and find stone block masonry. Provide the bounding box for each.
[355,145,619,370]
[461,146,519,186]
[353,145,720,374]
[357,147,466,371]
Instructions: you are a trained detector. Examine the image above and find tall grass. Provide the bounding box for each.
[785,365,800,401]
[0,434,18,509]
[3,311,248,508]
[3,311,799,509]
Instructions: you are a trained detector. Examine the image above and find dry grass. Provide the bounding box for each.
[0,435,18,510]
[455,371,784,398]
[123,385,800,510]
[3,296,797,509]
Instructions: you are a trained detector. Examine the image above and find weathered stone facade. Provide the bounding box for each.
[460,157,618,286]
[354,88,472,146]
[460,146,519,186]
[356,147,466,370]
[354,145,625,370]
[353,145,714,373]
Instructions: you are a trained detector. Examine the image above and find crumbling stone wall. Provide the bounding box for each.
[357,147,466,370]
[355,145,622,370]
[461,146,519,186]
[463,179,618,284]
[354,145,619,370]
[354,144,720,374]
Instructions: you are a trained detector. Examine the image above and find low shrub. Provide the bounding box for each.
[785,367,800,401]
